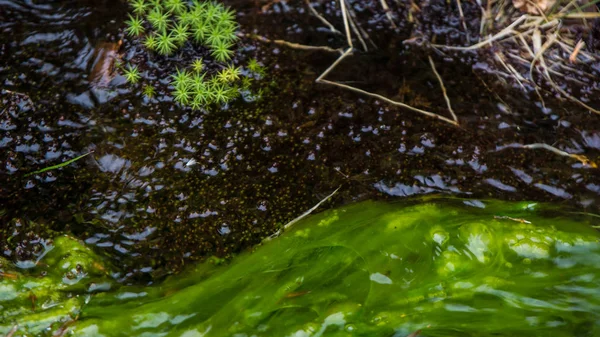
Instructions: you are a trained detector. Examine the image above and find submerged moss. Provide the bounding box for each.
[1,199,600,336]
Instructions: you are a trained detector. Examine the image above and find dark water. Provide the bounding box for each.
[1,0,600,281]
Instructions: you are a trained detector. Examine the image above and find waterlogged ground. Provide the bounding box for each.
[1,200,600,336]
[1,0,600,283]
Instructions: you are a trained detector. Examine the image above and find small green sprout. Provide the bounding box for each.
[123,64,141,84]
[204,2,221,23]
[225,85,240,100]
[210,83,230,104]
[216,24,238,43]
[172,22,190,45]
[215,8,236,25]
[190,94,204,110]
[125,15,145,36]
[191,0,208,11]
[240,77,252,90]
[188,5,208,26]
[207,21,237,45]
[211,40,234,62]
[156,31,177,55]
[217,65,241,83]
[191,74,211,104]
[144,34,158,50]
[147,8,169,33]
[192,20,210,43]
[171,68,192,88]
[191,74,206,90]
[177,10,196,26]
[143,84,156,98]
[165,0,187,14]
[129,0,149,15]
[247,58,265,75]
[173,85,191,105]
[191,59,204,73]
[148,0,163,8]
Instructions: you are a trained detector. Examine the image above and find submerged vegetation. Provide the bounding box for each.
[24,151,94,177]
[2,200,600,336]
[122,0,258,109]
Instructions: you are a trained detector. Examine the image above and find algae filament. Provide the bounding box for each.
[2,199,600,336]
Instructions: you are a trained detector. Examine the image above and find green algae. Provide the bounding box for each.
[1,199,600,336]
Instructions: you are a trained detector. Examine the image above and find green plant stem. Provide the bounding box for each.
[25,151,94,177]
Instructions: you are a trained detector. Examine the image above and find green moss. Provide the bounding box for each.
[156,31,177,55]
[164,0,187,14]
[142,84,156,98]
[120,0,262,110]
[147,8,169,33]
[210,39,234,62]
[171,22,190,45]
[123,64,141,83]
[143,33,158,50]
[125,15,145,36]
[247,57,265,77]
[129,0,149,15]
[191,58,204,73]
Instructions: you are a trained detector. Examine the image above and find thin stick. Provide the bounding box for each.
[246,34,342,53]
[318,78,460,125]
[428,56,458,122]
[557,12,600,19]
[494,52,527,91]
[569,40,585,63]
[522,143,597,167]
[339,0,353,48]
[316,49,460,126]
[529,30,557,88]
[272,39,340,53]
[345,1,369,51]
[264,186,342,241]
[316,47,355,81]
[516,32,535,59]
[380,0,398,28]
[528,31,558,104]
[6,325,18,337]
[352,11,377,49]
[556,40,596,61]
[303,0,343,35]
[455,0,470,34]
[547,67,586,85]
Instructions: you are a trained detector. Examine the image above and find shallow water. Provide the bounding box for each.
[2,199,600,336]
[1,0,600,280]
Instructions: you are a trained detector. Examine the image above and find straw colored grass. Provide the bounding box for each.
[433,0,600,114]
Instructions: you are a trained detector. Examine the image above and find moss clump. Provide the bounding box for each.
[123,0,259,109]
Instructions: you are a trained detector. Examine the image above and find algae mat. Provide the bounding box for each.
[1,199,600,336]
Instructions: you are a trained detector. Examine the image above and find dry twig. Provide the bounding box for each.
[428,56,458,122]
